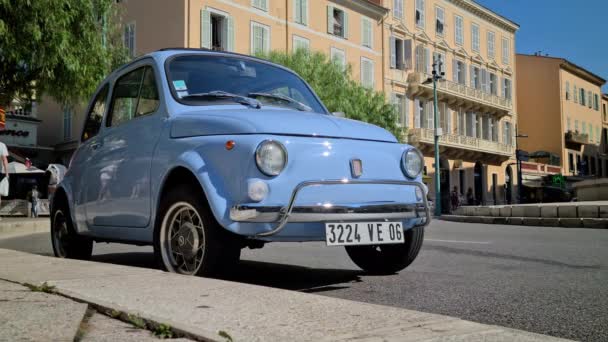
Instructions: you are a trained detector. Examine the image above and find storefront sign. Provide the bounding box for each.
[0,129,30,137]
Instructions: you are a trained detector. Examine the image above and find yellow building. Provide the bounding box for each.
[599,93,608,176]
[380,0,519,208]
[516,54,606,179]
[37,0,389,164]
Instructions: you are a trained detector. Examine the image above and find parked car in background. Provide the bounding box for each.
[51,49,430,276]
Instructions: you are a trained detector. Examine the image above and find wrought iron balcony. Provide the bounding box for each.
[407,72,512,116]
[408,128,515,158]
[565,130,588,145]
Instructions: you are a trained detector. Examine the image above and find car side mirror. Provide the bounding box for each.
[332,112,345,118]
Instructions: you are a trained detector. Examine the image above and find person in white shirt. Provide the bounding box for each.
[0,142,10,211]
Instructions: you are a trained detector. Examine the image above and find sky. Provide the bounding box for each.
[475,0,608,93]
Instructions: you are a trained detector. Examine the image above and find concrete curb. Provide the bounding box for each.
[0,248,570,342]
[0,218,49,239]
[440,215,608,229]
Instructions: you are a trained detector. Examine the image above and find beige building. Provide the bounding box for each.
[380,0,519,208]
[516,54,607,179]
[37,0,521,208]
[602,94,608,173]
[37,0,389,165]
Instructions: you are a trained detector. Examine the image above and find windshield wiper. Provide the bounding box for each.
[248,92,312,112]
[181,91,261,109]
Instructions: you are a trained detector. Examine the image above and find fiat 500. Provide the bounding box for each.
[51,49,430,276]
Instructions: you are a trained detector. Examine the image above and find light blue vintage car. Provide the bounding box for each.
[51,49,430,276]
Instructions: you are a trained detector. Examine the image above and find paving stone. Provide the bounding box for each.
[476,207,491,216]
[558,206,577,218]
[522,218,542,226]
[523,206,541,217]
[559,218,583,228]
[511,206,525,217]
[81,313,193,342]
[499,206,512,217]
[507,217,524,225]
[578,205,599,218]
[540,206,558,218]
[490,207,501,217]
[581,218,608,229]
[539,218,560,227]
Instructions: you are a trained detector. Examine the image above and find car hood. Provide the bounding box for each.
[170,108,397,143]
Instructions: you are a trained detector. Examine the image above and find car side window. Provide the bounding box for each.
[107,66,159,127]
[82,84,109,142]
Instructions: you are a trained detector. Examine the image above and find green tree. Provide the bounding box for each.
[0,0,129,107]
[258,49,403,141]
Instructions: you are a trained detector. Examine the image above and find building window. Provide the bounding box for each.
[453,59,466,85]
[393,0,404,20]
[596,127,601,143]
[457,109,466,135]
[594,93,599,110]
[471,23,480,52]
[414,98,432,128]
[582,121,587,134]
[574,85,578,103]
[487,31,495,59]
[124,22,136,58]
[575,119,579,132]
[501,37,509,64]
[568,153,574,172]
[360,57,374,89]
[328,6,348,39]
[330,47,346,70]
[435,6,445,36]
[503,121,512,145]
[294,0,308,26]
[292,35,310,52]
[489,73,497,95]
[503,78,512,100]
[201,9,235,51]
[361,17,373,48]
[567,117,571,132]
[454,15,463,46]
[603,103,607,118]
[63,107,72,141]
[588,91,592,108]
[580,88,586,106]
[415,0,425,28]
[415,45,430,74]
[565,81,570,100]
[390,37,412,70]
[250,22,270,54]
[590,124,594,142]
[252,0,268,11]
[392,94,409,127]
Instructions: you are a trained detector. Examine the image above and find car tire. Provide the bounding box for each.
[153,184,240,276]
[345,226,424,275]
[50,202,93,260]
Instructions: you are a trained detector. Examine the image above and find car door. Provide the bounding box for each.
[84,63,164,228]
[72,84,110,230]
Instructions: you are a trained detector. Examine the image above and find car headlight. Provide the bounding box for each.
[401,148,423,179]
[255,140,287,176]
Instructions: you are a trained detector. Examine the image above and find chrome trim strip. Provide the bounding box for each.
[230,179,431,237]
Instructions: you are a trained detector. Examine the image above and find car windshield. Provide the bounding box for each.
[166,54,326,114]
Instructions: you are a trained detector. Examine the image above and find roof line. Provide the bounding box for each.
[517,53,606,85]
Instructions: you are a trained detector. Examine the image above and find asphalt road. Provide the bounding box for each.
[1,220,607,341]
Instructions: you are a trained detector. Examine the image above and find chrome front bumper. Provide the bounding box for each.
[229,179,431,237]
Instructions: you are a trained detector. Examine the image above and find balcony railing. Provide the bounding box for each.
[408,128,515,157]
[408,72,513,114]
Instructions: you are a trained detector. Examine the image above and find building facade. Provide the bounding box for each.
[381,0,519,208]
[36,0,389,165]
[516,54,606,179]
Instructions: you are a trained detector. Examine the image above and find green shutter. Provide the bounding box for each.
[327,6,334,33]
[227,17,234,52]
[343,11,349,39]
[201,9,211,49]
[302,0,308,25]
[262,26,269,52]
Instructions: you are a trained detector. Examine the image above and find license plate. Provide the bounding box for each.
[325,222,404,246]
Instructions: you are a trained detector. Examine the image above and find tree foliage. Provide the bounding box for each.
[0,0,129,107]
[258,49,403,140]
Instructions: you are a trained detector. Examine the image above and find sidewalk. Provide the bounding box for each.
[0,218,49,239]
[0,248,570,341]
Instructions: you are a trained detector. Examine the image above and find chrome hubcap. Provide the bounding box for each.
[52,211,69,257]
[163,203,205,274]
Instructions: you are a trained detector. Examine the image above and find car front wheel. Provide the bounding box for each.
[345,226,424,275]
[154,185,240,276]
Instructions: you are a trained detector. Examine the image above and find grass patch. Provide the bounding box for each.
[126,314,147,329]
[153,323,174,339]
[218,330,234,342]
[25,282,55,293]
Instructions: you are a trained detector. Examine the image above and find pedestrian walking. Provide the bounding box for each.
[466,187,474,206]
[27,185,40,218]
[0,141,10,219]
[450,186,460,212]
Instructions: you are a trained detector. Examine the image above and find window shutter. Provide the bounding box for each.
[452,59,458,82]
[481,69,488,93]
[262,26,269,53]
[427,102,434,129]
[404,97,409,128]
[415,98,421,128]
[327,6,334,33]
[390,37,396,68]
[227,16,235,52]
[302,0,308,25]
[415,45,422,73]
[201,9,211,49]
[424,47,430,74]
[470,65,475,88]
[295,0,302,23]
[343,11,349,39]
[446,108,452,134]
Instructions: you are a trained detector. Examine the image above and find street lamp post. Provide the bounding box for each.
[514,125,528,203]
[424,57,445,216]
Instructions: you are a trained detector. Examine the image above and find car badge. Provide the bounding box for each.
[350,159,363,178]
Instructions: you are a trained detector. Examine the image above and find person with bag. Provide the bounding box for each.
[27,185,40,218]
[0,141,10,217]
